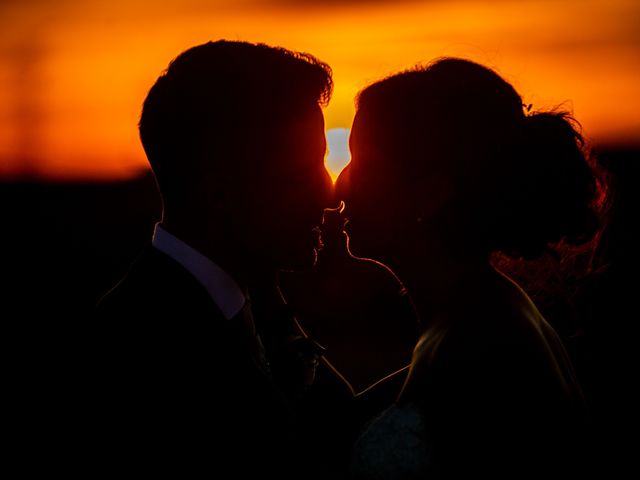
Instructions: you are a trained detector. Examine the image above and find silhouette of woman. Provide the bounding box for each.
[338,58,604,479]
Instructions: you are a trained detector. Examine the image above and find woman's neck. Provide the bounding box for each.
[388,237,492,326]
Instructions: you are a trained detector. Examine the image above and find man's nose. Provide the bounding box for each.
[315,166,337,209]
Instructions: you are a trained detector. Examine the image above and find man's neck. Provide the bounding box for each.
[159,217,254,293]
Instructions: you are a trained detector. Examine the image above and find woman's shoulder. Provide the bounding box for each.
[448,268,547,340]
[410,269,561,380]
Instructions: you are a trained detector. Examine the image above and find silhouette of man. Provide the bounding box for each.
[93,40,333,476]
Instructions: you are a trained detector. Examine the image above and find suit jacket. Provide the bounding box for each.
[92,247,296,476]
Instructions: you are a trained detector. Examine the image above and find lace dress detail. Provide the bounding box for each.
[349,402,436,479]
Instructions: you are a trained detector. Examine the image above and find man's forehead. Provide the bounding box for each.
[285,103,325,129]
[269,107,325,142]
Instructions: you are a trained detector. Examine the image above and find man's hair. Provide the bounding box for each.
[139,40,332,204]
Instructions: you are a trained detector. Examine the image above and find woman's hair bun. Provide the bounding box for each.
[496,110,603,258]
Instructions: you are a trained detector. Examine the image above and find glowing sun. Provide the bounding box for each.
[325,128,351,182]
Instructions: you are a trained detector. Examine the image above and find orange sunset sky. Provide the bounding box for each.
[0,0,639,180]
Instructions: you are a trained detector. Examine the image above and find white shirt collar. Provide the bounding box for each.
[152,223,246,320]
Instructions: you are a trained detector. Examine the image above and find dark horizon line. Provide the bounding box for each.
[1,143,638,184]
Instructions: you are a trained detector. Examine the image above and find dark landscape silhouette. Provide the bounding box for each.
[2,146,638,477]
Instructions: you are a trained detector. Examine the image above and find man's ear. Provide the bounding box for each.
[208,189,225,208]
